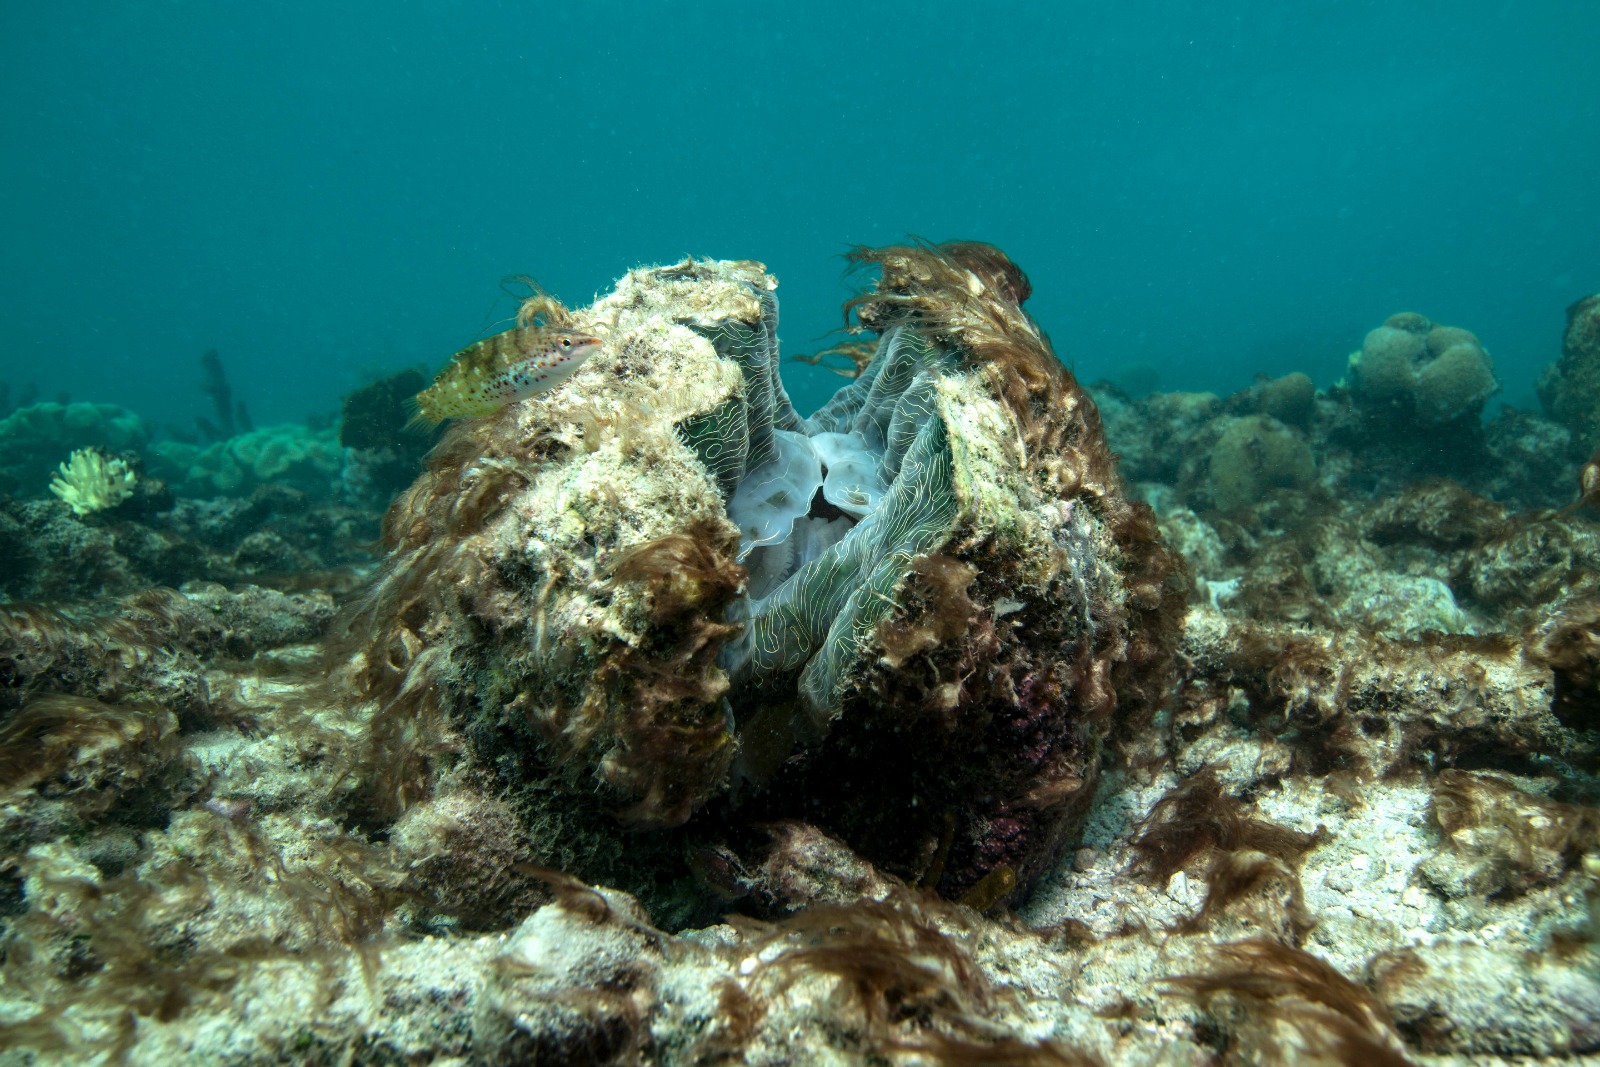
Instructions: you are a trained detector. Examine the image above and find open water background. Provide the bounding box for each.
[2,1,1596,427]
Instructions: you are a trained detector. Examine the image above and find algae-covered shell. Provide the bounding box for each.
[345,247,1182,905]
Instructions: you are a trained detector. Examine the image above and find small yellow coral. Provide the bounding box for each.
[48,449,137,516]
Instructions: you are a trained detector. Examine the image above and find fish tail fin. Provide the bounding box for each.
[403,394,443,435]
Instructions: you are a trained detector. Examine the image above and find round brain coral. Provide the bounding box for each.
[1208,414,1316,511]
[1349,312,1499,426]
[338,245,1184,909]
[1418,343,1498,423]
[1354,324,1427,402]
[1258,371,1316,427]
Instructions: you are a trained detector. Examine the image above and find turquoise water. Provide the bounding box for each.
[2,2,1596,425]
[4,9,1600,1060]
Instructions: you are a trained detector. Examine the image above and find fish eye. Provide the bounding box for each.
[560,337,571,348]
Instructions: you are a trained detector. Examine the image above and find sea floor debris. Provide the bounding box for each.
[0,255,1597,1065]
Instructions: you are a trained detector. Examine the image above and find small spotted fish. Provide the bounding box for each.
[411,325,604,427]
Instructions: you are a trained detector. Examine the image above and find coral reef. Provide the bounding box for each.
[336,367,438,508]
[0,483,378,601]
[1207,413,1315,511]
[169,423,342,497]
[1,250,1598,1066]
[1257,370,1316,427]
[339,368,429,452]
[0,585,335,716]
[1335,312,1503,485]
[1538,292,1600,450]
[0,401,147,492]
